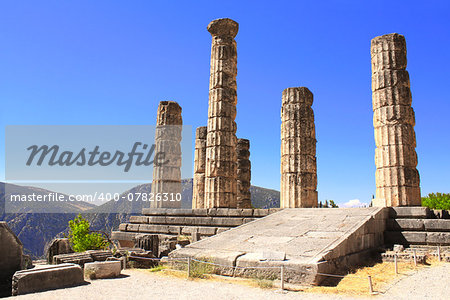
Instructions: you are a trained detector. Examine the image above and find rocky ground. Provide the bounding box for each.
[10,263,449,300]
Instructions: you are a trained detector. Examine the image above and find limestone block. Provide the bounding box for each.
[371,33,407,71]
[371,69,410,91]
[373,105,415,127]
[208,88,237,105]
[375,166,420,187]
[205,177,237,194]
[281,120,316,138]
[281,137,317,156]
[426,232,450,244]
[372,86,412,108]
[12,264,84,296]
[374,124,416,147]
[46,238,73,264]
[84,261,121,279]
[281,154,317,173]
[424,219,450,231]
[106,257,126,270]
[376,186,421,206]
[375,144,418,168]
[0,222,23,296]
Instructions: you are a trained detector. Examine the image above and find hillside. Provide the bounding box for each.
[0,182,95,257]
[0,180,280,258]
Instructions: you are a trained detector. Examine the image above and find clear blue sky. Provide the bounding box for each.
[1,1,449,206]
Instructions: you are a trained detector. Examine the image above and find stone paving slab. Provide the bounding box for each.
[169,207,387,284]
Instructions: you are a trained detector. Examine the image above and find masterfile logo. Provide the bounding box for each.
[5,125,192,181]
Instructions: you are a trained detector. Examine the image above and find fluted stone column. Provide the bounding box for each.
[280,87,318,208]
[237,139,251,209]
[204,18,239,208]
[151,101,183,208]
[192,126,207,209]
[371,33,421,207]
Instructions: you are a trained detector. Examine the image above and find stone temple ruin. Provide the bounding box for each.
[108,20,450,286]
[371,33,421,207]
[1,18,448,298]
[151,101,183,208]
[280,87,318,208]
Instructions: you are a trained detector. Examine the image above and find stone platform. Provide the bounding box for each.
[169,207,388,285]
[385,207,450,246]
[112,208,281,248]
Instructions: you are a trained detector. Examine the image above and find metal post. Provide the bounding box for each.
[413,249,417,267]
[437,245,441,262]
[394,254,398,275]
[368,275,374,294]
[187,257,191,278]
[280,266,285,291]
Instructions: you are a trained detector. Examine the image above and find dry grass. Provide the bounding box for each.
[304,257,444,296]
[137,256,444,296]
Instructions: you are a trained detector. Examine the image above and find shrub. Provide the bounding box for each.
[422,193,450,210]
[68,214,108,252]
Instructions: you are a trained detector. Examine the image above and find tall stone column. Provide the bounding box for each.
[280,87,318,208]
[151,101,183,208]
[237,139,251,209]
[204,18,239,208]
[192,126,207,209]
[371,33,421,207]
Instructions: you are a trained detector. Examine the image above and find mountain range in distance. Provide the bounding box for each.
[0,179,280,258]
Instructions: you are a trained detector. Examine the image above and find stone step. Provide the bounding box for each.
[387,219,450,232]
[141,208,280,217]
[128,215,257,227]
[388,207,431,219]
[385,231,450,246]
[114,224,233,239]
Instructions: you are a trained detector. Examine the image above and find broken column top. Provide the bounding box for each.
[196,126,207,139]
[371,33,407,71]
[282,87,313,106]
[157,101,182,125]
[371,33,406,51]
[207,18,239,37]
[237,138,250,149]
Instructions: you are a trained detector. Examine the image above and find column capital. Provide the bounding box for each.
[207,18,239,38]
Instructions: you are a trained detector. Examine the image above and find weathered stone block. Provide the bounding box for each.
[12,264,84,296]
[424,219,450,231]
[84,261,121,279]
[426,232,450,245]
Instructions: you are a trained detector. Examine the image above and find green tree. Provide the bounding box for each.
[68,214,108,252]
[329,200,339,208]
[422,193,450,210]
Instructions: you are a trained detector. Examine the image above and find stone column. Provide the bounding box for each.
[151,101,183,208]
[371,33,421,206]
[280,87,318,208]
[204,18,239,208]
[192,126,207,209]
[237,139,251,209]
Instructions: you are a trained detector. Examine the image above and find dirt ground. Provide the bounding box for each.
[11,263,449,300]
